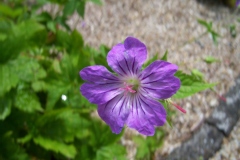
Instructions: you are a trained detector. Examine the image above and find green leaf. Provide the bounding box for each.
[133,129,165,159]
[96,144,126,160]
[63,0,77,16]
[0,4,23,18]
[33,136,77,159]
[76,0,86,18]
[0,95,12,120]
[203,56,219,64]
[46,21,56,33]
[89,119,123,148]
[143,53,158,68]
[31,81,47,92]
[210,30,220,45]
[0,20,45,63]
[133,136,150,159]
[0,133,30,160]
[173,71,216,99]
[15,90,43,113]
[69,30,84,53]
[197,19,212,31]
[0,64,19,96]
[229,24,237,38]
[46,80,71,110]
[36,108,90,142]
[191,69,204,80]
[88,0,102,5]
[161,50,168,61]
[11,57,47,82]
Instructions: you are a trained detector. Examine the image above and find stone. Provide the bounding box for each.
[157,124,224,160]
[207,75,240,136]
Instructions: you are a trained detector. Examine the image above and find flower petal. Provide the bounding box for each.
[140,61,180,99]
[80,65,119,84]
[97,95,130,134]
[107,37,147,76]
[126,95,166,136]
[80,83,121,104]
[80,65,122,104]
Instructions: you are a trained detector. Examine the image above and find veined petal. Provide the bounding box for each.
[140,61,180,99]
[98,95,130,134]
[80,83,121,105]
[107,37,147,76]
[80,65,119,84]
[126,95,166,136]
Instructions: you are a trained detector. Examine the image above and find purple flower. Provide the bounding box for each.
[236,0,240,7]
[80,37,180,136]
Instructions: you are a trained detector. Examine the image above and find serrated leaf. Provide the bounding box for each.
[0,64,19,96]
[15,90,43,113]
[31,81,47,91]
[11,57,47,82]
[36,108,90,142]
[96,144,126,160]
[33,136,77,159]
[173,71,216,99]
[204,56,219,64]
[161,50,168,61]
[0,95,11,120]
[191,69,204,80]
[46,80,71,110]
[89,119,123,148]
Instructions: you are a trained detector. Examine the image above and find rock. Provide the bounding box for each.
[157,124,224,160]
[207,75,240,136]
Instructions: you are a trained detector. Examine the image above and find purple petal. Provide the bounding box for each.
[98,95,130,134]
[140,61,180,99]
[107,37,147,76]
[236,0,240,7]
[80,65,119,84]
[80,83,121,104]
[126,95,166,136]
[80,65,122,104]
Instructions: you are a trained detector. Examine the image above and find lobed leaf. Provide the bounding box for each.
[33,136,77,159]
[15,90,43,113]
[96,144,126,160]
[174,71,216,99]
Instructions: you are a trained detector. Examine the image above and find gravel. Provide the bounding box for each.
[66,0,240,159]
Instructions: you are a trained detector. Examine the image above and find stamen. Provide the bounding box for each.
[171,102,186,114]
[120,82,136,96]
[166,99,186,114]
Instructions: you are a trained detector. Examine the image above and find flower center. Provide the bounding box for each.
[120,78,140,96]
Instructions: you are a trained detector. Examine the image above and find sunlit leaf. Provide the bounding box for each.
[204,56,220,64]
[34,136,77,159]
[15,90,43,113]
[174,71,216,99]
[96,144,126,160]
[161,50,168,61]
[0,64,19,96]
[0,95,11,120]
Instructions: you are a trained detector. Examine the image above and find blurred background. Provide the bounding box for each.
[0,0,239,160]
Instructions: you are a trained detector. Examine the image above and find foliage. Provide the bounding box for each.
[0,0,217,159]
[197,19,220,45]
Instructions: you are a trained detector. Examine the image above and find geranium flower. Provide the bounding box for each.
[236,0,240,7]
[80,37,181,136]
